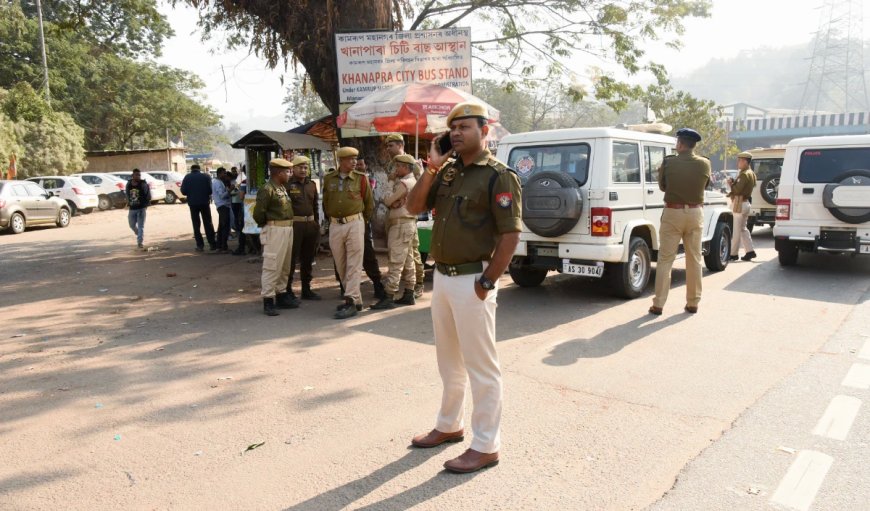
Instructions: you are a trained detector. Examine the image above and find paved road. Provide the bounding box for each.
[1,205,868,510]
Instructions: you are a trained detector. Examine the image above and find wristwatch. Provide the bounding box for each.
[478,275,495,291]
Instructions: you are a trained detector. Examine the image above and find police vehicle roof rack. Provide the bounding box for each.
[614,122,673,135]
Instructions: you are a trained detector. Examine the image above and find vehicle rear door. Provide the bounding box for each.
[792,146,870,225]
[642,144,668,226]
[610,140,645,233]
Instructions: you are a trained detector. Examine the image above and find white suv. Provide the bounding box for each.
[498,126,734,298]
[26,176,99,216]
[773,134,870,265]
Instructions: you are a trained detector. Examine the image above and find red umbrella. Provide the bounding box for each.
[336,83,500,156]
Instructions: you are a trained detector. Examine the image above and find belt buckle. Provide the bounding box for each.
[338,217,346,224]
[448,265,457,276]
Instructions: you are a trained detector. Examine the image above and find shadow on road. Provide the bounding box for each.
[543,314,689,365]
[282,447,477,511]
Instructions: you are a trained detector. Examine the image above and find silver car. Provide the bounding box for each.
[0,180,72,234]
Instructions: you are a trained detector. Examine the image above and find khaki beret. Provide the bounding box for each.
[446,102,488,126]
[290,155,311,166]
[269,158,293,169]
[336,146,359,159]
[393,154,417,166]
[736,151,753,160]
[385,134,404,143]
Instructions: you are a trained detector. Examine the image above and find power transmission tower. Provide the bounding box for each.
[799,0,868,115]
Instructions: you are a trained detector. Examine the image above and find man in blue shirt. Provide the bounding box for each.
[212,167,232,252]
[180,164,216,252]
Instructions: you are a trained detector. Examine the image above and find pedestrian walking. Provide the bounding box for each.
[230,168,247,256]
[372,154,418,310]
[180,164,217,252]
[384,133,426,297]
[405,102,522,474]
[286,155,321,302]
[649,128,712,316]
[253,158,297,316]
[212,167,232,252]
[323,147,374,319]
[125,168,151,249]
[728,152,757,261]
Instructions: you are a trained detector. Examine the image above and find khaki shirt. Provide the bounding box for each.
[728,168,757,200]
[253,179,294,226]
[425,149,522,265]
[286,178,319,220]
[322,170,374,220]
[385,174,417,220]
[657,151,711,204]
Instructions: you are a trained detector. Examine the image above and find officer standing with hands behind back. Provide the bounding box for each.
[253,158,297,316]
[649,128,711,316]
[406,102,522,474]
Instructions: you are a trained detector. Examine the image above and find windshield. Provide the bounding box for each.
[508,143,591,185]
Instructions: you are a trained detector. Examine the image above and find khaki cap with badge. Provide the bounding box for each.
[736,151,753,160]
[446,102,488,126]
[336,147,359,159]
[269,158,293,169]
[393,154,417,165]
[385,134,404,143]
[291,155,311,166]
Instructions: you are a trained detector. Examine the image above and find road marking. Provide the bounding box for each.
[770,450,833,511]
[812,395,862,441]
[841,363,870,389]
[859,339,870,361]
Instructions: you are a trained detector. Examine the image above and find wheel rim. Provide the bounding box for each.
[765,178,779,200]
[719,231,730,263]
[12,214,24,232]
[629,247,649,289]
[60,210,69,225]
[99,197,110,209]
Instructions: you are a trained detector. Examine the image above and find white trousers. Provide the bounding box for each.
[731,201,754,255]
[431,264,502,453]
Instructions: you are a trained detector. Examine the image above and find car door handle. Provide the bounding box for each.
[647,189,655,194]
[803,188,814,194]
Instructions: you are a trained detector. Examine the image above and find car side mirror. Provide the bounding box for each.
[44,192,52,198]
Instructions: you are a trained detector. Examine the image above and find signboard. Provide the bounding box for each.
[242,194,261,235]
[335,28,472,104]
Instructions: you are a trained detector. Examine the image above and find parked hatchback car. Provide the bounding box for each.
[147,171,186,204]
[107,171,167,204]
[773,134,870,265]
[0,180,71,233]
[72,173,128,210]
[498,125,733,298]
[26,176,98,216]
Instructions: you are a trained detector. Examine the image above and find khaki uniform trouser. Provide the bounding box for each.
[731,200,754,254]
[260,225,294,298]
[384,221,417,296]
[412,231,424,290]
[653,207,704,308]
[431,262,502,454]
[330,219,365,304]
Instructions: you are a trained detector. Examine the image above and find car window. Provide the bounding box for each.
[507,143,591,185]
[612,141,641,183]
[754,158,783,179]
[24,183,46,196]
[799,148,870,183]
[644,146,667,183]
[11,184,28,197]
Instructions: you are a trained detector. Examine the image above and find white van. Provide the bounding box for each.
[773,134,870,265]
[498,126,733,298]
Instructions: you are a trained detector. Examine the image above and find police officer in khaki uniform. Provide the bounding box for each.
[728,151,758,261]
[372,154,419,310]
[253,158,297,316]
[650,128,711,316]
[385,133,426,298]
[285,155,321,302]
[323,147,374,319]
[406,102,522,474]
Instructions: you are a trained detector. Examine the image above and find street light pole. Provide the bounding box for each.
[35,0,51,104]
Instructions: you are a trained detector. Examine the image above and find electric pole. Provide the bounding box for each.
[35,0,51,104]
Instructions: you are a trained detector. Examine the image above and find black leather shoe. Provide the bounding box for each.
[741,251,757,261]
[275,292,300,309]
[263,298,279,316]
[284,290,302,307]
[334,300,358,319]
[373,280,387,300]
[371,296,395,310]
[394,289,415,306]
[729,255,739,261]
[301,284,321,300]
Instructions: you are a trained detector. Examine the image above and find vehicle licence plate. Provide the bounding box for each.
[562,261,604,278]
[860,244,870,254]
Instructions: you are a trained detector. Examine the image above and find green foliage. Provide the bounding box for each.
[2,82,51,122]
[283,75,330,125]
[0,111,22,166]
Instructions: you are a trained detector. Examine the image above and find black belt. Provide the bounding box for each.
[435,261,483,276]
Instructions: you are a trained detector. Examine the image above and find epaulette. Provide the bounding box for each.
[663,154,675,160]
[352,170,367,177]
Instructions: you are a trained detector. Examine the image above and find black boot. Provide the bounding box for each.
[394,288,415,306]
[373,279,387,300]
[741,251,757,261]
[302,282,321,300]
[334,297,359,319]
[284,289,302,307]
[263,297,279,316]
[275,292,300,309]
[729,255,739,261]
[371,295,396,310]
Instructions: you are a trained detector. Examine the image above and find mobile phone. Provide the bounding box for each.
[438,133,452,155]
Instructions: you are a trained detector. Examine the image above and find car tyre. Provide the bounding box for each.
[57,208,71,227]
[10,212,26,234]
[66,200,78,216]
[609,236,651,299]
[777,243,799,266]
[704,221,731,272]
[98,195,112,210]
[165,191,178,204]
[508,262,548,288]
[760,174,780,205]
[81,207,94,214]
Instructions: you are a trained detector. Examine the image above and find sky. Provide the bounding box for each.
[156,0,868,132]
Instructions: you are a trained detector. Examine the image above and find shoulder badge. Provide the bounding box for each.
[487,157,509,173]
